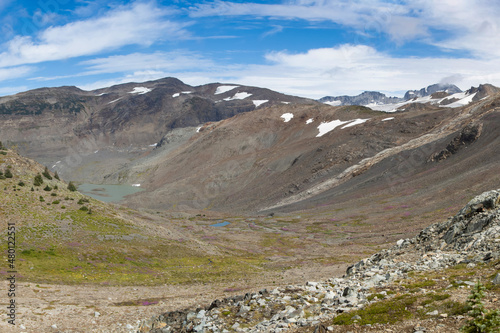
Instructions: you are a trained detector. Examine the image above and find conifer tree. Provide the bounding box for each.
[33,173,44,186]
[67,181,77,192]
[42,166,52,180]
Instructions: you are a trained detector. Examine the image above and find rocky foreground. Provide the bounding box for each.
[139,189,500,333]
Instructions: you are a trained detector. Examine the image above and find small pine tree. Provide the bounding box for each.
[461,281,500,333]
[31,187,34,191]
[42,166,52,180]
[54,171,60,180]
[43,185,52,191]
[4,168,13,178]
[67,181,77,192]
[17,181,25,187]
[34,173,43,186]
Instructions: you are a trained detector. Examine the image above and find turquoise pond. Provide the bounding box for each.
[77,184,144,203]
[210,221,231,227]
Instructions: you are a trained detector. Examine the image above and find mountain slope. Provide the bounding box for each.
[117,85,500,217]
[0,77,316,183]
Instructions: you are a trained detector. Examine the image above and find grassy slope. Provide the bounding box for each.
[0,149,265,286]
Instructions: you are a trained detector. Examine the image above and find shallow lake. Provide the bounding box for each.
[78,184,144,203]
[210,221,231,227]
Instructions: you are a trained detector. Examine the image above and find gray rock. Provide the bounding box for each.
[492,273,500,285]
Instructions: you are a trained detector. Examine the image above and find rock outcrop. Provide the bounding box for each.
[140,189,500,332]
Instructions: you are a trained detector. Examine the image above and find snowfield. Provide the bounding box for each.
[316,118,369,137]
[281,113,294,122]
[224,92,253,101]
[366,91,478,112]
[252,100,268,107]
[215,85,239,94]
[129,87,151,94]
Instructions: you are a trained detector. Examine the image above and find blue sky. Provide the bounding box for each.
[1,0,500,98]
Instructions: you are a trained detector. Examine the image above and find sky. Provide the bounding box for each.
[1,0,500,99]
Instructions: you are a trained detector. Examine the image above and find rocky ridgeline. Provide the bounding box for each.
[139,189,500,333]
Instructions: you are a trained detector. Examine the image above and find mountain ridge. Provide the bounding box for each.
[319,83,463,107]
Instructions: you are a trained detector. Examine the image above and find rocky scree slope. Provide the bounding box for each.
[121,85,500,214]
[139,189,500,333]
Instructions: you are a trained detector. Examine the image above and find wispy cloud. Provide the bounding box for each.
[190,0,500,57]
[0,65,34,81]
[0,2,190,68]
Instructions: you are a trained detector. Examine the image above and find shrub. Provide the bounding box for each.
[461,281,500,333]
[77,198,89,205]
[67,181,77,192]
[51,192,57,196]
[39,196,45,202]
[34,174,43,186]
[4,168,13,178]
[79,206,89,211]
[52,200,60,204]
[43,185,52,191]
[42,166,52,180]
[18,181,25,187]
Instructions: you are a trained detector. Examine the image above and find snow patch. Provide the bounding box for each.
[129,87,151,94]
[224,92,252,101]
[215,85,239,94]
[94,150,99,154]
[281,113,294,122]
[132,184,141,187]
[108,98,121,104]
[341,118,369,129]
[382,117,394,121]
[196,126,202,133]
[306,118,314,124]
[281,101,291,104]
[95,93,107,96]
[323,100,342,106]
[172,91,192,98]
[316,120,351,137]
[316,118,368,136]
[441,92,477,108]
[149,143,157,147]
[252,100,268,107]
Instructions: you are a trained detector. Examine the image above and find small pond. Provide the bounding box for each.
[210,221,231,227]
[78,184,144,203]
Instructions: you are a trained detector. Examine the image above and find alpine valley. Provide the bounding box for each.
[0,78,499,333]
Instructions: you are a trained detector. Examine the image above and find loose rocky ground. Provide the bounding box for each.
[139,189,500,333]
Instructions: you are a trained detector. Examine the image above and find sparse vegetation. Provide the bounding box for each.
[461,281,500,333]
[67,181,77,192]
[34,173,43,186]
[42,166,52,180]
[4,168,13,178]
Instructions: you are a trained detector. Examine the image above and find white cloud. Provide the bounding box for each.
[190,0,500,58]
[79,51,215,75]
[187,44,500,98]
[0,66,34,80]
[0,2,190,68]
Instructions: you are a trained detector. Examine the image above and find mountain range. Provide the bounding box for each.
[319,83,463,107]
[0,78,499,215]
[1,78,500,332]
